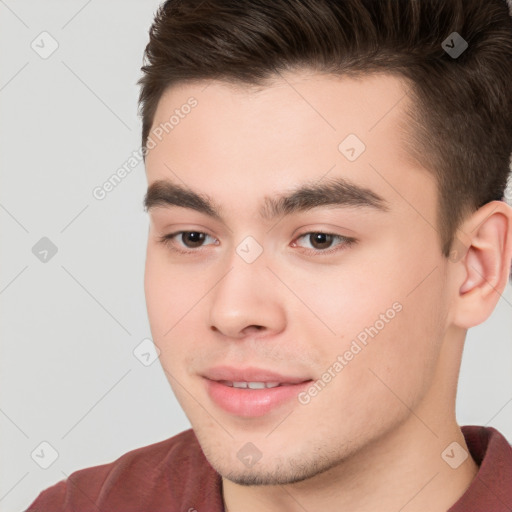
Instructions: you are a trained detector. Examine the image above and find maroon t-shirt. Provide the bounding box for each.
[26,425,512,511]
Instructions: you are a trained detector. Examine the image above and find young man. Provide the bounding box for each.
[28,0,512,511]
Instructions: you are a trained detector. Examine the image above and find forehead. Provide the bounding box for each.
[144,71,434,222]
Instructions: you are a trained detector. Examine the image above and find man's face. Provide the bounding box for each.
[144,71,453,484]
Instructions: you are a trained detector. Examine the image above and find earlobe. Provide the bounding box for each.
[453,201,512,328]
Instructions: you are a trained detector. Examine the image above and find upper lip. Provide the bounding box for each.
[203,366,311,384]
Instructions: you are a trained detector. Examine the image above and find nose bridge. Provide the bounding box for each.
[207,237,284,337]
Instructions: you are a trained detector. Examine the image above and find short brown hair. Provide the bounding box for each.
[138,0,512,257]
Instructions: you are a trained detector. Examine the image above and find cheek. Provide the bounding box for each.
[342,268,447,408]
[287,260,398,344]
[144,249,193,346]
[144,247,216,374]
[298,291,446,444]
[144,249,170,336]
[313,251,447,403]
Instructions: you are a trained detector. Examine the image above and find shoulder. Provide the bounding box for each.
[26,429,222,511]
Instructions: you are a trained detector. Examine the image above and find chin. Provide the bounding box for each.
[211,452,343,486]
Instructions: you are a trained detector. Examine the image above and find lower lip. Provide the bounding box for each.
[204,378,312,417]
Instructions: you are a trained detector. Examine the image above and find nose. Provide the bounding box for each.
[208,251,286,340]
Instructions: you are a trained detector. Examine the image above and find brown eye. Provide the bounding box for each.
[308,233,335,250]
[180,231,206,248]
[293,231,356,255]
[158,231,217,253]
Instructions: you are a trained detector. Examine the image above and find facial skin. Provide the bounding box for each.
[143,71,512,512]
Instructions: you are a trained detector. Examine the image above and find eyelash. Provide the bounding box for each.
[157,230,356,256]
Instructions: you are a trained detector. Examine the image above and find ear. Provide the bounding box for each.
[451,200,512,329]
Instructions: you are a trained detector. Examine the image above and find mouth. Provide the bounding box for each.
[216,380,303,389]
[202,367,313,417]
[202,366,311,384]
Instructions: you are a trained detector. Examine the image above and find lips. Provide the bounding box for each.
[202,366,313,417]
[203,365,311,385]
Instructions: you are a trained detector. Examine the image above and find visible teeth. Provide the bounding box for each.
[248,382,266,389]
[229,381,282,389]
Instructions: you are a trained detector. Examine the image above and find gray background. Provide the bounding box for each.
[1,1,511,511]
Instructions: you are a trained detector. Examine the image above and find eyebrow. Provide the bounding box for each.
[143,176,389,222]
